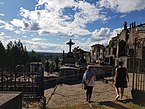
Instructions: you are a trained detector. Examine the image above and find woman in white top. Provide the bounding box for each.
[82,65,96,102]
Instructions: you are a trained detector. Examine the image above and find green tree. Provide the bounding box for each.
[6,40,30,69]
[6,41,13,68]
[29,50,41,62]
[21,46,29,64]
[73,46,81,62]
[0,41,6,68]
[4,40,41,69]
[109,40,115,48]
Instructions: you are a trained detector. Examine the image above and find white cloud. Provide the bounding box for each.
[90,27,122,46]
[0,13,4,16]
[0,20,14,31]
[4,36,11,38]
[73,39,91,51]
[11,19,25,28]
[91,28,110,41]
[22,39,67,53]
[98,0,145,13]
[0,32,4,42]
[0,19,5,24]
[22,36,28,38]
[3,23,14,31]
[32,37,45,41]
[11,0,107,37]
[0,32,4,36]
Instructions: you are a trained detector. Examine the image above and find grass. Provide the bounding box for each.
[47,103,92,109]
[46,100,145,109]
[126,102,145,109]
[125,100,145,109]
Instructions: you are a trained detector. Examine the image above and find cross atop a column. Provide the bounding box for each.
[66,39,75,52]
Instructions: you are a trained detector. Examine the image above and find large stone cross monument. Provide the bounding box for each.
[64,39,75,66]
[66,39,75,53]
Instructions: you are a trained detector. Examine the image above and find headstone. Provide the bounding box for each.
[54,57,60,72]
[45,60,50,73]
[78,51,87,67]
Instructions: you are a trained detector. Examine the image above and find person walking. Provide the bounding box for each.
[114,61,129,100]
[82,65,96,102]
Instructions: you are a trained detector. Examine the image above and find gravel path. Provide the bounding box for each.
[45,73,133,108]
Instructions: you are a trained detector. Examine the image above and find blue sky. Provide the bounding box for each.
[0,0,145,53]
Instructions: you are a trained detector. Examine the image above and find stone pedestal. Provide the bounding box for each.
[59,66,79,82]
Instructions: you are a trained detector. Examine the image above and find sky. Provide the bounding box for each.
[0,0,145,53]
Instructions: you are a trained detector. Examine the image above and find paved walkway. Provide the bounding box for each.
[45,73,133,108]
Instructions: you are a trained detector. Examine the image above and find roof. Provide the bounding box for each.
[59,66,79,70]
[91,44,104,48]
[30,62,43,65]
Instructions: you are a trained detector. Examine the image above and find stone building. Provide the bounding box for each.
[91,44,105,63]
[127,23,145,71]
[107,21,145,69]
[105,36,118,66]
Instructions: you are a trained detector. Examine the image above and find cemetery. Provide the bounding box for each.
[0,21,145,109]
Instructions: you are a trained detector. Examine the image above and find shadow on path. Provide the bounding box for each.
[92,99,133,109]
[99,101,129,109]
[91,99,145,109]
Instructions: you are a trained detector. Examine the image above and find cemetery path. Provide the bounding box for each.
[44,73,133,108]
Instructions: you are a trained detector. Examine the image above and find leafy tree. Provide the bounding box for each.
[109,40,116,48]
[6,40,30,69]
[6,41,13,68]
[0,41,6,68]
[21,46,29,64]
[73,46,81,62]
[29,50,41,62]
[1,39,41,69]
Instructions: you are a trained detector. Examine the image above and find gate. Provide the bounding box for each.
[132,40,145,102]
[0,62,45,101]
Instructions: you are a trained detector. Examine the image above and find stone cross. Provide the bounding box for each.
[66,39,75,52]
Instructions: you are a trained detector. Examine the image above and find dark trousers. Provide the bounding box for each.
[86,86,93,101]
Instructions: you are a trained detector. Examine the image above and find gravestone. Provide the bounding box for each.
[54,57,60,72]
[45,60,50,73]
[78,51,87,67]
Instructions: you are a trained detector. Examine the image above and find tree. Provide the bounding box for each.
[109,40,116,48]
[6,41,13,68]
[29,50,41,62]
[6,40,30,69]
[73,46,81,62]
[2,39,42,69]
[0,41,6,68]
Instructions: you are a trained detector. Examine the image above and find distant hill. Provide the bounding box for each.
[36,52,66,61]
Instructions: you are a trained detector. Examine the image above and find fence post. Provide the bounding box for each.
[132,38,137,90]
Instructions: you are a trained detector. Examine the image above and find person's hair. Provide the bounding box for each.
[119,61,123,66]
[87,65,91,70]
